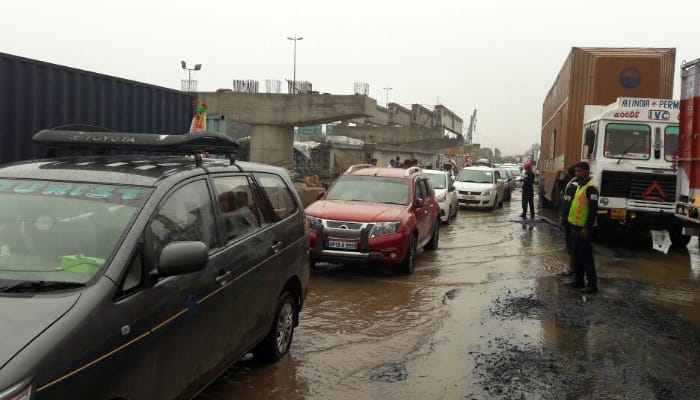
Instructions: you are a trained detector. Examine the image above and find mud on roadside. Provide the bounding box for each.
[468,278,700,399]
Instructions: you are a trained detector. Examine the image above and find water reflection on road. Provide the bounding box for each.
[198,191,700,399]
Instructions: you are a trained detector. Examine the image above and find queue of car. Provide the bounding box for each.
[0,127,527,400]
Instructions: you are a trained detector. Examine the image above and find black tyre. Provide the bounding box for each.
[670,231,692,247]
[425,219,439,250]
[253,290,296,362]
[400,234,417,275]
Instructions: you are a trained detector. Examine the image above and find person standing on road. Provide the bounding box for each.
[520,162,535,218]
[566,161,599,293]
[559,165,579,277]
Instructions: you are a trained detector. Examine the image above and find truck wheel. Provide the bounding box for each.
[670,232,691,247]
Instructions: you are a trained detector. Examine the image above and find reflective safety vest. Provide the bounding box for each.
[568,180,596,227]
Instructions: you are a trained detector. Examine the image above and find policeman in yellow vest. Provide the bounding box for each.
[565,161,599,293]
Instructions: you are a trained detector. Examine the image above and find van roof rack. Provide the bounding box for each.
[33,129,240,166]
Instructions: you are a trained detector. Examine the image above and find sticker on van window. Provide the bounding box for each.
[0,180,147,202]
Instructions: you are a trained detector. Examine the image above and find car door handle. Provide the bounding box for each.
[272,241,283,253]
[216,270,232,283]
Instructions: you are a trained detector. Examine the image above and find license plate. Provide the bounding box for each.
[461,195,475,200]
[327,240,358,250]
[610,208,627,220]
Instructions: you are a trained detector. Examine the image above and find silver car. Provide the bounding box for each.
[423,169,458,224]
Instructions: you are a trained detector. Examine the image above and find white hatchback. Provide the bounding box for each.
[423,169,458,224]
[454,166,505,210]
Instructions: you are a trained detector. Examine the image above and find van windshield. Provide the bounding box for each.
[0,180,150,285]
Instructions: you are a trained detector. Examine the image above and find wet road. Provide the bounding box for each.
[198,190,700,399]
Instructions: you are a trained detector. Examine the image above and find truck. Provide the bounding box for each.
[674,58,700,241]
[538,47,688,244]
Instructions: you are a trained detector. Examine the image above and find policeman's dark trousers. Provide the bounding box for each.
[522,191,535,216]
[570,226,597,288]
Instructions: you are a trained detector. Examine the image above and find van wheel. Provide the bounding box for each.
[253,291,296,362]
[400,235,417,275]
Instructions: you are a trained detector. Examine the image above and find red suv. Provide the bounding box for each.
[306,165,441,274]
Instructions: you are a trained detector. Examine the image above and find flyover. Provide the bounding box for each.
[199,92,376,169]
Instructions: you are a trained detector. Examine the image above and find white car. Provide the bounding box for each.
[423,169,458,224]
[454,166,505,210]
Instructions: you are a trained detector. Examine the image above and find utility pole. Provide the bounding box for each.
[287,34,303,93]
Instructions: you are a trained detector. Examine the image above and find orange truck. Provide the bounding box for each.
[538,48,689,245]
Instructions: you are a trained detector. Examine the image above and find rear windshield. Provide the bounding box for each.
[426,173,447,189]
[0,180,150,284]
[325,176,410,205]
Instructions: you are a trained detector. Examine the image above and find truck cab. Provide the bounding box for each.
[580,97,685,244]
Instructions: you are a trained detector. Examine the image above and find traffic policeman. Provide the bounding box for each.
[566,161,599,293]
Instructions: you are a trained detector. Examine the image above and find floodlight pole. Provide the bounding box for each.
[287,35,303,93]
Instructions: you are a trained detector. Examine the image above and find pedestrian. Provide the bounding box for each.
[370,158,377,166]
[442,154,453,172]
[389,159,396,168]
[565,161,599,293]
[520,162,535,218]
[559,165,579,277]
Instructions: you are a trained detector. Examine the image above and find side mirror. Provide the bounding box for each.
[497,179,505,184]
[316,190,326,200]
[414,198,425,208]
[158,241,208,277]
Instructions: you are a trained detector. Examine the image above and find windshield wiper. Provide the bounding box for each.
[0,280,86,293]
[616,143,636,164]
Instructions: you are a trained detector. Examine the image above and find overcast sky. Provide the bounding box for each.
[3,0,699,154]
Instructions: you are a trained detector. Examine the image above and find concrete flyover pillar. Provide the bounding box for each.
[249,125,295,170]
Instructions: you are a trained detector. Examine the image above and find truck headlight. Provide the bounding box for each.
[371,221,401,238]
[599,197,609,206]
[0,379,33,400]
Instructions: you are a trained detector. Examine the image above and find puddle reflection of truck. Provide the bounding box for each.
[539,47,687,245]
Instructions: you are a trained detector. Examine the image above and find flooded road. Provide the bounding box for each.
[198,191,700,399]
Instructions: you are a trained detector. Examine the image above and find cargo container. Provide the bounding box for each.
[0,52,193,164]
[675,58,700,240]
[539,47,689,244]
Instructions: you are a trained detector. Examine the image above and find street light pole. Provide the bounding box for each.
[383,87,393,106]
[181,60,202,94]
[287,34,303,93]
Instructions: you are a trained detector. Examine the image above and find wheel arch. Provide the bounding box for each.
[282,276,303,325]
